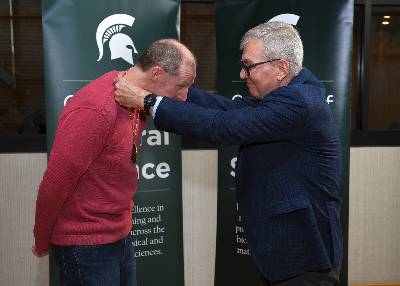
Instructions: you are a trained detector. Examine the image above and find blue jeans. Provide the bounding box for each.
[52,235,137,286]
[261,265,341,286]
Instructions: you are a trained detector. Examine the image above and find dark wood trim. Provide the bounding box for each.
[0,135,47,153]
[371,0,400,4]
[0,15,42,19]
[351,130,400,146]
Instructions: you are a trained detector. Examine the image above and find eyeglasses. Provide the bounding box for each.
[239,59,280,77]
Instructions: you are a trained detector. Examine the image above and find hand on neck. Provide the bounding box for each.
[124,66,152,92]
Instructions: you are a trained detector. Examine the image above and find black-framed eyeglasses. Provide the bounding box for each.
[239,59,280,77]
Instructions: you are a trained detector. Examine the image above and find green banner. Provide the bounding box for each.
[214,1,352,285]
[42,1,183,285]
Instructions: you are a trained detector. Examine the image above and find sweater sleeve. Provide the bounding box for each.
[33,108,111,253]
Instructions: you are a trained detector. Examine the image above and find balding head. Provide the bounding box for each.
[137,39,196,76]
[128,39,196,102]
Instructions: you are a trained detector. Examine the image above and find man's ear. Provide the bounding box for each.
[276,59,290,81]
[150,66,164,82]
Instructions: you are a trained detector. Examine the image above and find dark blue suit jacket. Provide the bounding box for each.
[154,68,343,281]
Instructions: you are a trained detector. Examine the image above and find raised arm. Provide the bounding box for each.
[154,89,308,145]
[187,87,259,110]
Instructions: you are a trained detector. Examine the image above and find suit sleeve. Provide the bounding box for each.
[187,87,259,110]
[155,89,308,145]
[33,108,112,253]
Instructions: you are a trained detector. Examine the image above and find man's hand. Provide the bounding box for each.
[114,75,150,109]
[32,245,48,258]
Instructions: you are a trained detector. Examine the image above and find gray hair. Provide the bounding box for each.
[137,39,184,75]
[240,21,303,76]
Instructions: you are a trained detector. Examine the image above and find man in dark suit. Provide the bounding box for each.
[115,21,342,286]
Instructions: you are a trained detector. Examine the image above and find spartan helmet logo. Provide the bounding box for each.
[96,14,138,65]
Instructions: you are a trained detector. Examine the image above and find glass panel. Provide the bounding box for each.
[0,0,10,17]
[0,17,45,136]
[181,2,216,91]
[0,20,12,69]
[181,1,217,148]
[13,19,43,80]
[352,5,363,130]
[0,19,17,135]
[13,0,42,17]
[13,18,45,134]
[368,5,400,130]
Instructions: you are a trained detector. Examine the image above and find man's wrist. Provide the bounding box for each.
[143,93,157,115]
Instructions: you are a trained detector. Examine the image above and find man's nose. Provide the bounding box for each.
[239,68,247,79]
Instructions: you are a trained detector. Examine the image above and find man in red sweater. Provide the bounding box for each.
[32,39,196,286]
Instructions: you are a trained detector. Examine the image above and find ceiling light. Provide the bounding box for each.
[382,21,390,25]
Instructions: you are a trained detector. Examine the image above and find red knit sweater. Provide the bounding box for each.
[33,71,145,253]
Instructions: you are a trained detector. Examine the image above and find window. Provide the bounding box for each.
[181,0,218,149]
[0,0,46,152]
[368,5,400,130]
[2,0,398,151]
[352,0,400,145]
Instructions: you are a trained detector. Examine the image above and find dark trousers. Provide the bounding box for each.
[261,265,341,286]
[52,235,137,286]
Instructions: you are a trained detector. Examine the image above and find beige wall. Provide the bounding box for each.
[348,147,400,284]
[0,153,48,286]
[182,151,217,286]
[0,148,399,285]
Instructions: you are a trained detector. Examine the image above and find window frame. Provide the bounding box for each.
[352,0,400,146]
